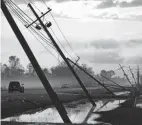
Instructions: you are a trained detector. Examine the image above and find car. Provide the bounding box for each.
[8,81,24,93]
[61,84,68,88]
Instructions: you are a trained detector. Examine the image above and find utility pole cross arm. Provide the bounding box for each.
[26,8,52,28]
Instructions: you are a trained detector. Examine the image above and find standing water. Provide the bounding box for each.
[2,99,125,124]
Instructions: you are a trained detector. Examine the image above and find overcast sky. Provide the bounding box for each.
[1,0,142,76]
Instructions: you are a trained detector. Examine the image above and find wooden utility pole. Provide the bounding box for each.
[129,66,137,85]
[67,58,114,95]
[28,3,95,106]
[1,0,71,123]
[137,66,140,86]
[119,64,133,87]
[72,56,80,68]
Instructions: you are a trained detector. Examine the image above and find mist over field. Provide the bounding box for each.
[1,55,141,91]
[1,73,130,89]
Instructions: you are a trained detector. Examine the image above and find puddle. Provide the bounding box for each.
[114,91,130,96]
[2,99,125,124]
[94,100,125,112]
[136,103,142,108]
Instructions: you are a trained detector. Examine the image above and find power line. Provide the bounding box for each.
[8,1,52,48]
[7,1,47,46]
[41,0,49,9]
[6,1,28,25]
[49,11,79,58]
[8,0,83,65]
[9,0,33,22]
[50,27,74,59]
[9,0,50,40]
[24,0,74,60]
[6,0,61,63]
[10,0,50,41]
[8,0,54,47]
[30,27,56,50]
[40,0,79,59]
[28,28,60,62]
[29,0,43,14]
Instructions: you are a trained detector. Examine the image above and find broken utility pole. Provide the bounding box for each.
[28,3,96,106]
[1,0,71,123]
[67,58,114,95]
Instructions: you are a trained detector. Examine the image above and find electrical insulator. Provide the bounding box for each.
[35,24,41,30]
[45,21,52,28]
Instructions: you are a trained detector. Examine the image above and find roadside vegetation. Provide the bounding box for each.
[1,55,133,88]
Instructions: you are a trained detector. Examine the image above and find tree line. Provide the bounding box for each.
[1,55,96,78]
[1,55,126,81]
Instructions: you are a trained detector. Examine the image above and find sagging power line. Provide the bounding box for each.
[28,3,96,106]
[6,0,62,62]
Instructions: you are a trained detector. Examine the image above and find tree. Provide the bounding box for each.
[8,56,25,76]
[80,64,94,76]
[9,56,20,69]
[51,61,72,77]
[51,61,95,77]
[100,70,115,78]
[1,64,10,77]
[27,63,35,75]
[107,70,115,78]
[100,70,107,77]
[43,68,50,75]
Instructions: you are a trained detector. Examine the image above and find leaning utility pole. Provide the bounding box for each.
[67,58,114,95]
[101,74,127,91]
[28,3,95,106]
[119,64,133,87]
[1,0,71,123]
[129,66,137,85]
[137,66,140,86]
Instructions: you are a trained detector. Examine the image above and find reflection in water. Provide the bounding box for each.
[136,103,142,108]
[2,102,92,123]
[114,91,130,96]
[94,100,125,112]
[2,99,126,124]
[86,100,125,124]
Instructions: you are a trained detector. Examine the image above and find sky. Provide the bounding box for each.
[1,0,142,76]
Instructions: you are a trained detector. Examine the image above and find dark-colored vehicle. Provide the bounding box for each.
[61,84,68,88]
[8,81,24,93]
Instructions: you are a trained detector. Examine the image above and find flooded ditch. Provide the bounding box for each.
[2,92,142,125]
[1,99,126,124]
